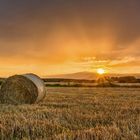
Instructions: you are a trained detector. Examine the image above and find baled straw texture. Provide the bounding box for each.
[0,75,38,104]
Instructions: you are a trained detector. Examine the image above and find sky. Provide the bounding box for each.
[0,0,140,77]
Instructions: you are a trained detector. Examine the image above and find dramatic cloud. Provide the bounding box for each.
[0,0,140,76]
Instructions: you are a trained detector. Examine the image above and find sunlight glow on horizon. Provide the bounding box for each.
[97,68,106,75]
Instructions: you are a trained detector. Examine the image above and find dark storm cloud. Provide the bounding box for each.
[0,0,140,64]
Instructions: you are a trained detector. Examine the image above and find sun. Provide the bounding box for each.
[97,68,105,75]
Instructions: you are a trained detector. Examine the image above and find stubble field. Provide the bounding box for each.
[0,87,139,140]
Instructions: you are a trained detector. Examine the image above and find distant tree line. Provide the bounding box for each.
[111,76,140,83]
[43,78,96,83]
[0,76,140,87]
[43,76,140,83]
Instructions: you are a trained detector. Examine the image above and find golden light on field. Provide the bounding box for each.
[97,68,106,75]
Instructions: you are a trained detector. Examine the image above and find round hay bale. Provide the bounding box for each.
[0,74,46,104]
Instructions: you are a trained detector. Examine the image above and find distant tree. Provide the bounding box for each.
[118,76,137,83]
[96,76,118,87]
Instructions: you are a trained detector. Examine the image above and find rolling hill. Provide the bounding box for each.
[46,72,140,80]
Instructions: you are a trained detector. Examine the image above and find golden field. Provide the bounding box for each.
[0,87,139,140]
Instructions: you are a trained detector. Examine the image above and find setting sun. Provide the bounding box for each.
[97,68,106,75]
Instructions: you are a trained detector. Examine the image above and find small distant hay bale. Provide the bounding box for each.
[0,74,46,104]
